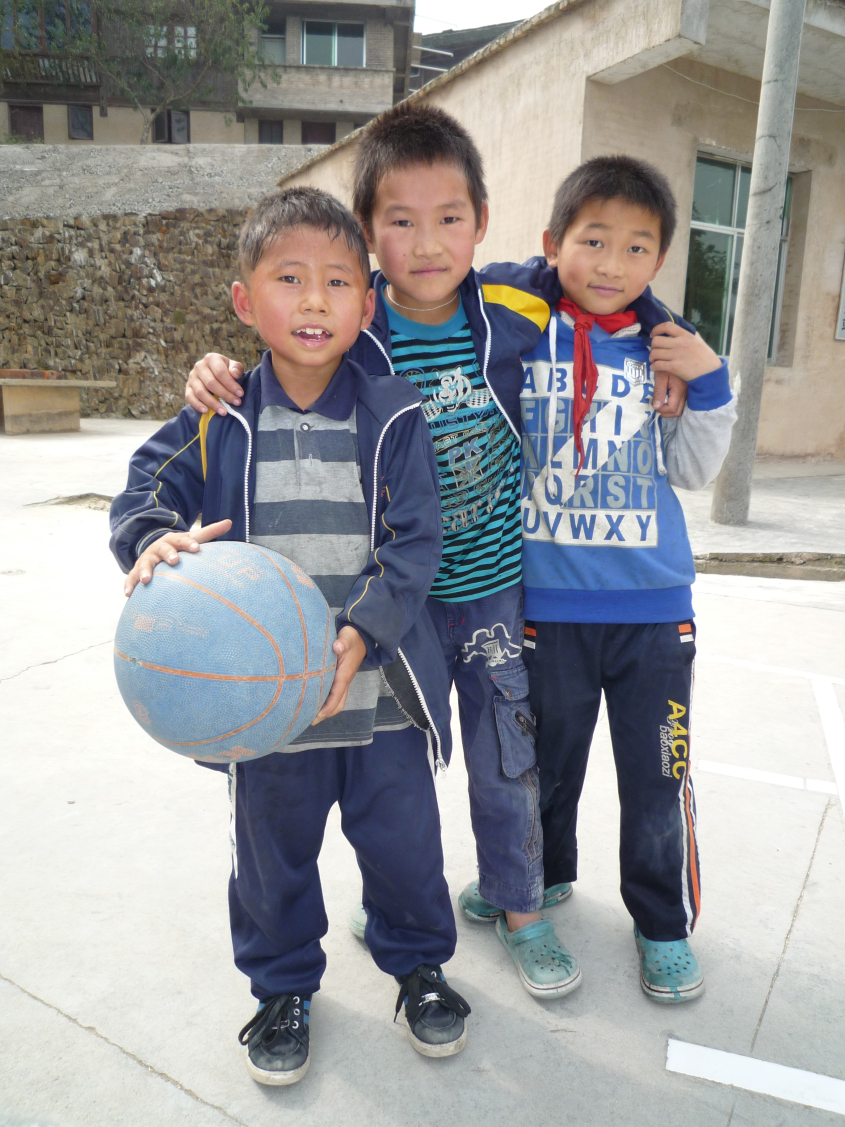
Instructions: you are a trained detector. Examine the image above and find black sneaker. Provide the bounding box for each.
[238,993,311,1085]
[395,965,470,1058]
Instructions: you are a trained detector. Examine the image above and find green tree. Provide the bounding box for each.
[1,0,273,143]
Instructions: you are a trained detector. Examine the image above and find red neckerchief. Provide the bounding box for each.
[557,298,638,475]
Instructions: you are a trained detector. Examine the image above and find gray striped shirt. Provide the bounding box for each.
[251,361,409,750]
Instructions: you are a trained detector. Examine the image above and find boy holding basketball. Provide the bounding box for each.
[110,187,470,1085]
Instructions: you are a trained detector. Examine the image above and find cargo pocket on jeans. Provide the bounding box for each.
[490,665,538,779]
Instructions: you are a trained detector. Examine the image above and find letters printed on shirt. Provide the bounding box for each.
[520,357,659,548]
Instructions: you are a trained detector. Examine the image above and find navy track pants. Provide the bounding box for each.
[227,726,456,1000]
[523,620,700,942]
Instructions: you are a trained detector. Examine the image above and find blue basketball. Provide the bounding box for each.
[114,542,336,763]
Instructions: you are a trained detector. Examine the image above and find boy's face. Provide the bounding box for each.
[232,227,374,379]
[365,160,488,309]
[543,198,666,316]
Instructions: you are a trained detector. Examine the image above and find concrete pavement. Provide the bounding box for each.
[2,422,845,1126]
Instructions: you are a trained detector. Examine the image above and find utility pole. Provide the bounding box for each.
[710,0,806,525]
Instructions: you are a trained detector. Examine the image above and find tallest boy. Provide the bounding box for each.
[184,103,695,998]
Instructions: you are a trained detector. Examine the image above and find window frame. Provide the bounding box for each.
[67,102,93,140]
[152,107,191,144]
[301,20,365,68]
[145,23,197,59]
[259,17,286,64]
[685,153,791,362]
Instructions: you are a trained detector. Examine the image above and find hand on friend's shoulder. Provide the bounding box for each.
[186,353,245,416]
[649,322,722,383]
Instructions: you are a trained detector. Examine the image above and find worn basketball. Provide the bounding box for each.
[114,542,336,763]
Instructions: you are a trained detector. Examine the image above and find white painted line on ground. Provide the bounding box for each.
[812,678,845,805]
[700,655,845,687]
[696,759,837,795]
[666,1039,845,1115]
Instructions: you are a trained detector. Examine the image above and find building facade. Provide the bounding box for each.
[0,0,414,145]
[281,0,845,460]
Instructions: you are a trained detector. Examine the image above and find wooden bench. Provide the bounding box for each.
[0,369,118,435]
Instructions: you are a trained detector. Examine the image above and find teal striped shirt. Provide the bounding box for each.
[385,297,521,602]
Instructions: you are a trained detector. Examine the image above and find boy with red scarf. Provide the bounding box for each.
[512,156,735,1003]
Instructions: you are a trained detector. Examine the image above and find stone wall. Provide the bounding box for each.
[0,209,261,420]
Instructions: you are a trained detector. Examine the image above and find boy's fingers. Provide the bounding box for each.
[652,370,670,407]
[204,355,243,401]
[186,388,208,414]
[193,518,232,544]
[650,321,684,338]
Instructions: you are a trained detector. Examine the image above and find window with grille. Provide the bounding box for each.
[2,1,91,51]
[683,155,792,360]
[145,25,197,58]
[302,22,364,67]
[67,103,93,139]
[9,104,44,141]
[258,119,284,144]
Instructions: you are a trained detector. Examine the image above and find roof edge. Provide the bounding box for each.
[277,0,586,186]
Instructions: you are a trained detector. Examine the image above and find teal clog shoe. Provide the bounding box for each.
[458,880,573,923]
[634,925,704,1003]
[495,916,582,999]
[348,902,367,941]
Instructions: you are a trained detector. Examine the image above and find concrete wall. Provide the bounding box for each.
[243,64,393,118]
[0,144,322,220]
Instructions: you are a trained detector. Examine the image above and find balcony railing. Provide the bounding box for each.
[1,53,100,87]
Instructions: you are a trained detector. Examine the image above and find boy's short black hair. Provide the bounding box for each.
[548,156,677,255]
[238,186,370,279]
[352,102,487,229]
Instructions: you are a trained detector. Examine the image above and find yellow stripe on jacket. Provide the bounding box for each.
[482,285,551,332]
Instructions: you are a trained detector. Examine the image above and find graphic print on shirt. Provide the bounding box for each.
[520,352,660,548]
[388,308,521,602]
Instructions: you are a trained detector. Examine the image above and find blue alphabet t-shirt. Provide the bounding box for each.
[385,295,521,602]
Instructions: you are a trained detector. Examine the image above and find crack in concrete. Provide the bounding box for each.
[0,971,254,1127]
[749,799,832,1053]
[0,639,113,683]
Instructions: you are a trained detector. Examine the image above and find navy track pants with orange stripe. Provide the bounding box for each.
[523,620,700,942]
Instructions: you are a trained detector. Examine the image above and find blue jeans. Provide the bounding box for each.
[426,583,544,913]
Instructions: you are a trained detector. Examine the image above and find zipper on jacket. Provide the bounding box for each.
[225,405,253,543]
[476,285,520,442]
[363,328,396,376]
[369,402,446,770]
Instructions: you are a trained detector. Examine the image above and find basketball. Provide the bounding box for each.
[114,542,337,763]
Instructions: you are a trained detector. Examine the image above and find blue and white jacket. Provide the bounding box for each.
[109,357,454,767]
[520,310,737,624]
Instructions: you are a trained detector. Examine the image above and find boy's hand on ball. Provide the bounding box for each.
[186,353,244,416]
[124,519,233,596]
[652,372,688,417]
[649,322,722,382]
[313,627,367,724]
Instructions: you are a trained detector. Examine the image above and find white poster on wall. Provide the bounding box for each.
[837,253,845,341]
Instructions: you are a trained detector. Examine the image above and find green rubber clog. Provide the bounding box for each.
[495,915,582,999]
[634,925,704,1003]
